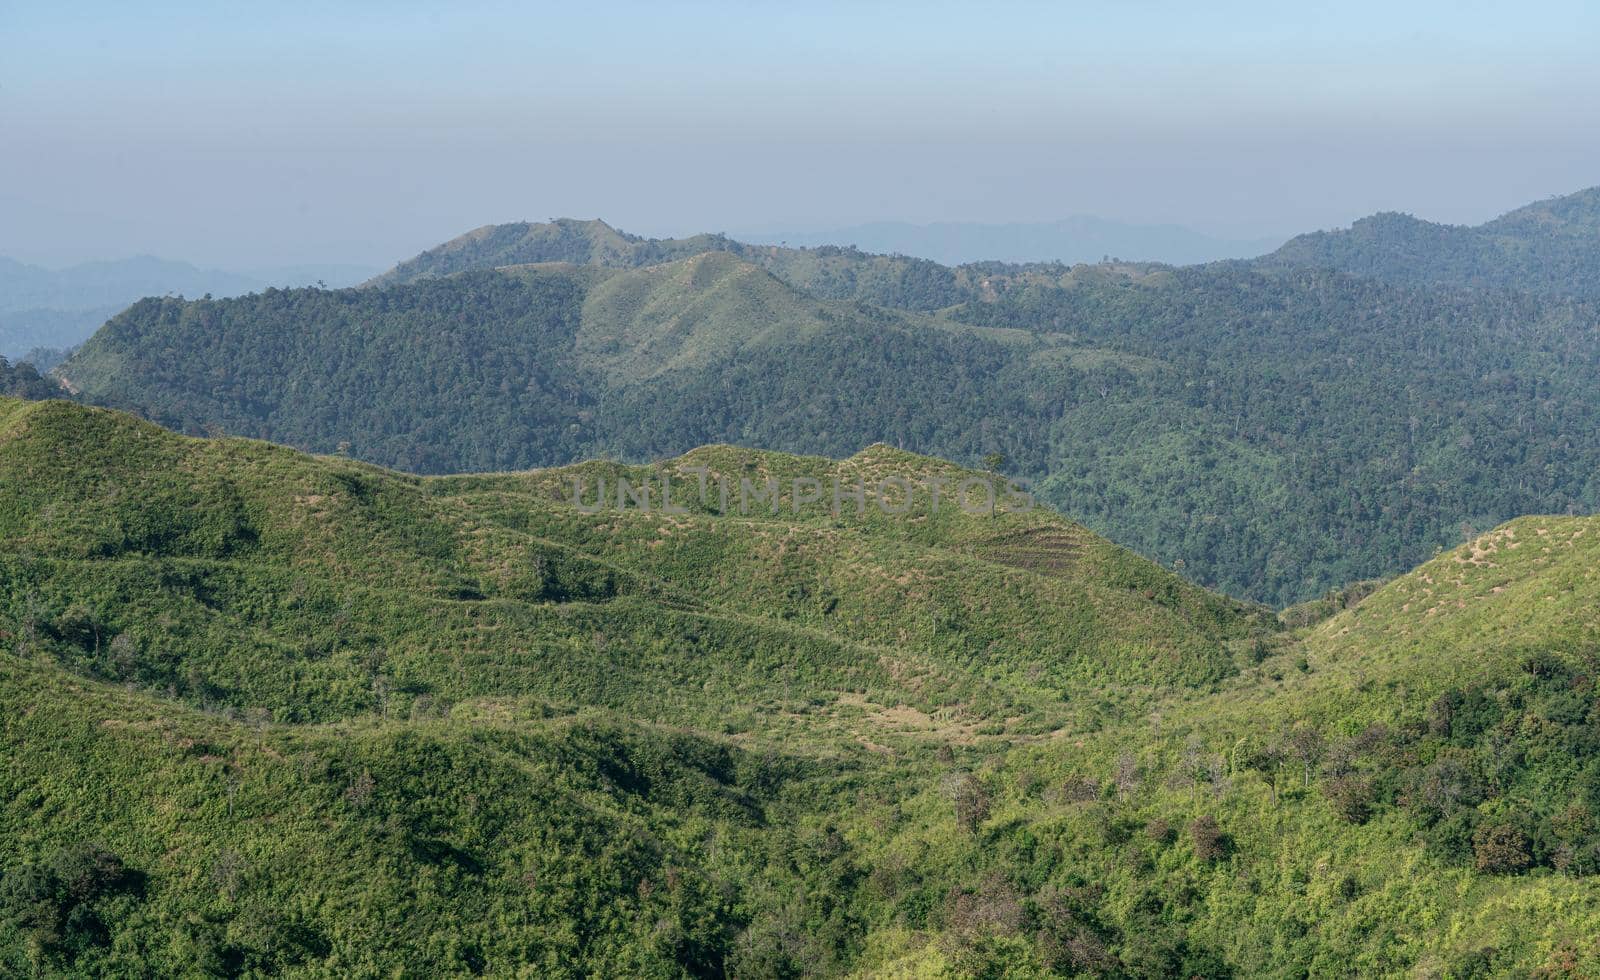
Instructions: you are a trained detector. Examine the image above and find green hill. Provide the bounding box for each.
[1265,186,1600,298]
[0,397,1273,975]
[4,399,1600,975]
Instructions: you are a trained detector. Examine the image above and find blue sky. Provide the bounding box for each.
[3,1,1598,266]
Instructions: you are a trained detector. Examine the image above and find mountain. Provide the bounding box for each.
[3,397,1598,975]
[1265,186,1600,298]
[741,217,1284,266]
[0,306,123,363]
[0,256,379,358]
[368,218,1051,311]
[59,216,1600,605]
[58,253,1079,474]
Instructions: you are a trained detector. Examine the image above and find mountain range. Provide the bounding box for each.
[49,186,1600,605]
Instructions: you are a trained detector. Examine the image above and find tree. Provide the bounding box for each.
[1473,824,1531,874]
[1287,724,1325,788]
[1323,776,1376,824]
[953,774,992,835]
[1241,738,1288,802]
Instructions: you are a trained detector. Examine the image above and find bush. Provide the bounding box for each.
[1322,776,1376,824]
[1190,815,1229,863]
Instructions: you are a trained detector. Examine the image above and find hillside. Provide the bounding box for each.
[977,515,1600,976]
[0,356,64,401]
[1265,186,1600,298]
[0,397,1270,975]
[0,398,1265,724]
[60,224,1600,606]
[59,254,1080,474]
[4,399,1600,975]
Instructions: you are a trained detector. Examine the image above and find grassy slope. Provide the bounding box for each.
[8,403,1600,976]
[0,398,1279,974]
[969,518,1600,976]
[574,252,839,382]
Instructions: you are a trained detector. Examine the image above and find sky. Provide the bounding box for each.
[3,0,1599,268]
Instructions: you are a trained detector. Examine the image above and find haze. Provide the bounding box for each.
[4,0,1598,268]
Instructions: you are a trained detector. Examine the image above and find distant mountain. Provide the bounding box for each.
[0,255,378,358]
[1265,185,1600,297]
[62,254,1053,474]
[60,215,1600,605]
[741,217,1284,266]
[0,255,262,312]
[368,217,1077,310]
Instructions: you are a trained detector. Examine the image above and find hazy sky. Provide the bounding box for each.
[4,0,1599,268]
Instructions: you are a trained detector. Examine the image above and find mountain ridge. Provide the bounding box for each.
[1265,185,1600,297]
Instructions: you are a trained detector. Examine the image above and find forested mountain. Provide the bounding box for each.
[59,226,1600,604]
[1266,185,1600,298]
[4,397,1599,976]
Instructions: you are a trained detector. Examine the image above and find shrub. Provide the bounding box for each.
[1189,815,1229,863]
[1323,775,1376,824]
